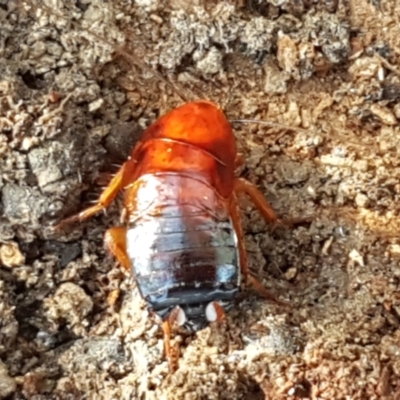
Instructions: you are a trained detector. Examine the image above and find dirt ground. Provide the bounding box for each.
[1,0,400,399]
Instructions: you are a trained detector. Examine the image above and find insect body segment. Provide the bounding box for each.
[57,100,280,371]
[124,173,241,332]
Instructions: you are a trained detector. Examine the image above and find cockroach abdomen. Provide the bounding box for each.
[125,175,241,332]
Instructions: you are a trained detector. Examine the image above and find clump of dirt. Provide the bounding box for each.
[1,0,400,398]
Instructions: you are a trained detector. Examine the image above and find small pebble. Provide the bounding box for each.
[355,193,369,208]
[0,361,16,398]
[0,242,25,268]
[285,267,297,281]
[370,104,396,126]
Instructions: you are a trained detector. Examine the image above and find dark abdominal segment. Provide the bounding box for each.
[126,204,241,319]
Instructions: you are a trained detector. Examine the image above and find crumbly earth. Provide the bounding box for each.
[1,0,400,399]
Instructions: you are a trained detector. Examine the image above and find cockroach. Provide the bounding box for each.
[56,100,285,371]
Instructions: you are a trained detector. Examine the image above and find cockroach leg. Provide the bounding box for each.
[55,163,128,228]
[229,195,288,307]
[246,275,290,307]
[229,196,249,277]
[162,320,176,372]
[104,226,131,271]
[162,308,184,372]
[234,177,277,223]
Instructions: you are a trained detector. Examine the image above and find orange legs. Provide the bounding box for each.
[104,226,131,271]
[161,307,185,372]
[55,161,136,228]
[231,177,288,306]
[229,199,249,276]
[234,177,278,223]
[162,301,226,372]
[162,320,178,373]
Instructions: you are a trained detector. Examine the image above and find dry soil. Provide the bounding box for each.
[1,0,400,399]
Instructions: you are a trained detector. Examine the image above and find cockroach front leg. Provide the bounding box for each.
[229,195,288,307]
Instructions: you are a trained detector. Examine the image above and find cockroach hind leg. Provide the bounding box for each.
[104,226,131,271]
[246,274,290,307]
[162,307,184,373]
[228,197,288,306]
[162,320,174,371]
[234,177,277,223]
